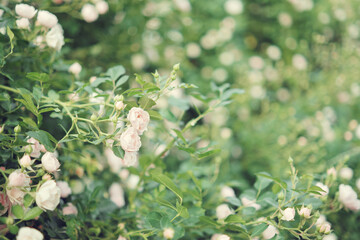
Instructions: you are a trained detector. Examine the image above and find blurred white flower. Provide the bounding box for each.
[46,24,65,51]
[16,18,30,29]
[15,4,37,19]
[334,8,346,22]
[57,181,72,198]
[318,12,330,24]
[173,0,191,12]
[163,227,175,239]
[216,204,232,220]
[292,54,307,70]
[315,182,329,197]
[36,180,61,211]
[323,234,338,240]
[95,1,109,15]
[241,197,261,210]
[224,0,243,15]
[339,167,353,180]
[338,184,360,211]
[127,174,140,189]
[211,234,230,240]
[298,206,311,218]
[250,85,266,99]
[219,51,235,66]
[266,45,281,60]
[131,54,146,70]
[348,24,359,39]
[249,56,264,70]
[68,62,82,76]
[16,227,43,240]
[62,203,78,215]
[278,12,292,27]
[262,225,278,239]
[8,170,29,187]
[81,4,99,23]
[327,167,337,179]
[356,178,360,191]
[186,43,201,58]
[123,151,138,167]
[212,68,228,83]
[109,183,125,207]
[37,10,58,28]
[221,186,235,199]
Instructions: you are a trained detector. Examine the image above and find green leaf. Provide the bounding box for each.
[9,225,19,235]
[21,117,38,129]
[199,216,220,226]
[16,88,38,117]
[11,205,24,219]
[26,130,56,151]
[91,77,110,87]
[187,171,202,193]
[1,27,14,66]
[197,149,221,159]
[145,212,162,228]
[225,214,245,224]
[116,75,129,88]
[148,110,163,120]
[138,96,156,110]
[251,223,268,237]
[23,194,34,208]
[26,72,49,82]
[112,145,124,159]
[135,73,145,85]
[173,129,186,144]
[256,172,287,190]
[151,172,183,203]
[226,197,242,207]
[156,198,177,211]
[177,204,189,218]
[24,207,43,220]
[106,65,125,81]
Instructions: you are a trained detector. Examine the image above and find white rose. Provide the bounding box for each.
[68,62,82,76]
[81,4,99,23]
[323,233,338,240]
[96,1,109,14]
[211,234,230,240]
[27,137,42,158]
[15,4,37,19]
[115,101,125,111]
[16,227,43,240]
[224,0,243,15]
[16,18,30,29]
[315,214,326,226]
[163,228,175,239]
[316,182,329,197]
[327,167,337,179]
[216,204,232,220]
[292,54,307,70]
[37,10,58,28]
[41,152,60,173]
[62,203,78,215]
[19,154,32,168]
[281,207,295,221]
[221,186,235,199]
[123,151,138,167]
[8,170,29,187]
[105,148,123,173]
[46,24,64,51]
[36,180,61,211]
[298,206,311,218]
[109,183,125,207]
[262,225,278,239]
[126,174,140,189]
[241,197,261,210]
[127,107,150,135]
[339,167,353,180]
[338,184,360,211]
[120,127,141,152]
[57,181,72,198]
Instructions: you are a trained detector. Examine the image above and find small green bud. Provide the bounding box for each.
[173,63,180,71]
[14,125,21,133]
[37,168,45,177]
[25,145,33,155]
[90,114,97,122]
[111,115,117,123]
[153,70,159,79]
[6,217,14,225]
[278,191,285,201]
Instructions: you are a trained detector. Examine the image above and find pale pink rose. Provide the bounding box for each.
[123,151,138,167]
[36,180,61,211]
[68,62,82,76]
[7,188,26,204]
[16,227,43,240]
[115,101,125,111]
[241,197,261,210]
[0,192,10,215]
[298,206,311,218]
[262,225,278,239]
[216,204,232,220]
[27,138,42,158]
[37,10,58,28]
[338,184,360,211]
[211,234,230,240]
[281,207,295,221]
[109,183,125,207]
[46,24,64,51]
[327,167,337,179]
[57,181,72,198]
[120,127,141,152]
[8,170,29,187]
[15,4,37,19]
[163,228,175,239]
[81,4,99,23]
[41,152,60,173]
[318,221,331,234]
[127,107,150,135]
[62,203,78,215]
[19,154,32,168]
[95,1,109,14]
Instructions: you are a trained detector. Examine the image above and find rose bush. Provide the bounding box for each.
[0,0,360,239]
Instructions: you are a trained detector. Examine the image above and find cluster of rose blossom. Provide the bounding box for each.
[14,3,64,51]
[80,1,109,23]
[118,107,150,167]
[0,137,76,239]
